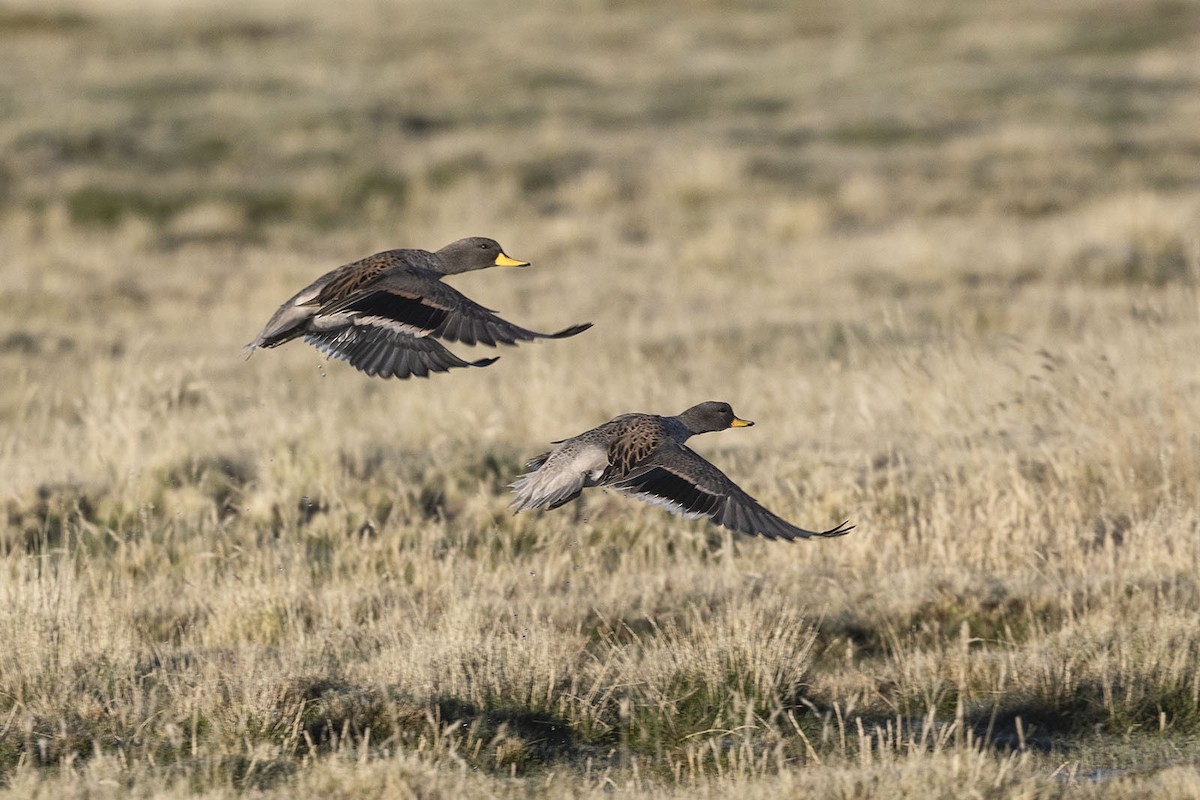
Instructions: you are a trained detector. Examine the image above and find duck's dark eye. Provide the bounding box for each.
[479,243,490,250]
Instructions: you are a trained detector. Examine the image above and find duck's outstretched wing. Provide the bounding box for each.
[303,326,497,379]
[604,440,853,541]
[332,274,592,347]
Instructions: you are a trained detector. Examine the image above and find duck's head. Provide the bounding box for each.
[436,237,529,274]
[677,401,754,435]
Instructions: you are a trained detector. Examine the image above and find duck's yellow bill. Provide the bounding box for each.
[494,252,530,267]
[730,417,755,427]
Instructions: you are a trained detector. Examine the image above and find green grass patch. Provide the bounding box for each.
[1069,1,1196,54]
[519,152,593,195]
[68,185,184,227]
[345,169,410,210]
[828,119,962,147]
[3,483,135,554]
[230,188,296,226]
[0,9,90,33]
[1066,236,1194,287]
[815,589,1071,667]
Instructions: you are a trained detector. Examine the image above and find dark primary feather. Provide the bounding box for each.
[625,467,723,517]
[345,291,449,335]
[337,276,592,347]
[606,440,854,541]
[304,326,497,379]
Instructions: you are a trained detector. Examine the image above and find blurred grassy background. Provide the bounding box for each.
[2,0,1200,796]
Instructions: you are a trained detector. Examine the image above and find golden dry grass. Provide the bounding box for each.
[2,0,1200,796]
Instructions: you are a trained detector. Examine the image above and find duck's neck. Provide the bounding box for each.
[663,416,696,443]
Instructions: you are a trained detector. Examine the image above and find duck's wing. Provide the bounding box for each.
[327,271,592,347]
[604,439,853,541]
[303,325,497,379]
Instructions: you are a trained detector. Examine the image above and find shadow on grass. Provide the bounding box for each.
[798,680,1200,761]
[285,678,587,775]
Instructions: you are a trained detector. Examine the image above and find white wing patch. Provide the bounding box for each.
[618,489,712,521]
[305,310,432,339]
[355,315,433,338]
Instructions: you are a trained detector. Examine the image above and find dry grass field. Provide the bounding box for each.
[3,0,1200,796]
